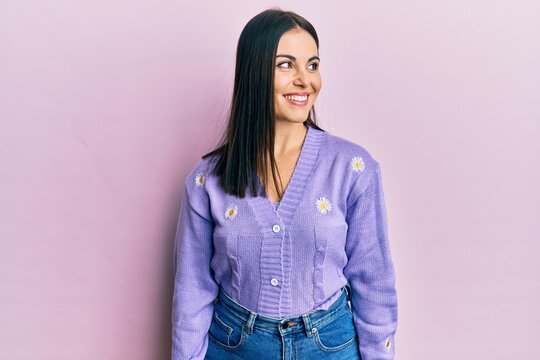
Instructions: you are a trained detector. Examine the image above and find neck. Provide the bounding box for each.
[273,121,308,156]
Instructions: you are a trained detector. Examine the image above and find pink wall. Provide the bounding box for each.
[1,1,538,359]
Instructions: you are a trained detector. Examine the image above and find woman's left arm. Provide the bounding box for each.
[343,163,398,360]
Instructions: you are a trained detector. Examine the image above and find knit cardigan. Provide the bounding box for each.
[172,123,398,359]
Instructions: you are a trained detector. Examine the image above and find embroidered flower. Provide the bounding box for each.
[224,204,238,220]
[195,172,205,187]
[315,196,332,214]
[351,156,366,172]
[384,338,391,352]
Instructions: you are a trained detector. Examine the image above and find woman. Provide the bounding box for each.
[172,8,398,360]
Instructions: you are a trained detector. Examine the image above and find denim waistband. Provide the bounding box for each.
[215,284,352,336]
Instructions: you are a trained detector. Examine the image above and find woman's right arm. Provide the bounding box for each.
[172,168,219,360]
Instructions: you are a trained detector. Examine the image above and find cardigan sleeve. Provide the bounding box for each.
[171,171,219,360]
[343,163,398,360]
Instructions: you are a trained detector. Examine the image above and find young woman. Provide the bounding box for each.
[172,8,398,360]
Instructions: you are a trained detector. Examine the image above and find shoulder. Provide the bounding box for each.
[184,154,220,190]
[182,154,222,218]
[182,154,222,222]
[321,129,380,176]
[318,128,381,202]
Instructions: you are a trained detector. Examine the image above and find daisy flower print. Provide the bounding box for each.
[351,156,366,172]
[384,338,392,352]
[316,196,332,214]
[224,203,238,220]
[194,172,205,187]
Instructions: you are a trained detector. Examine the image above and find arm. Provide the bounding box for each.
[343,164,398,360]
[171,174,219,360]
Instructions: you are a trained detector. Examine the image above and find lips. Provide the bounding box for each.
[283,93,309,106]
[283,92,310,96]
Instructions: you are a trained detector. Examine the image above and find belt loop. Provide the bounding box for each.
[302,313,314,337]
[244,311,257,334]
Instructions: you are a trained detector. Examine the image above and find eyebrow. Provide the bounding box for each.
[276,54,320,62]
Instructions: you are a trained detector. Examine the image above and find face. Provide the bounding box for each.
[274,28,322,125]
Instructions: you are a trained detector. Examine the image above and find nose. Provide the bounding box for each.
[293,67,308,87]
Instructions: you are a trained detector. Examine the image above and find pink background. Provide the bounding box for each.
[1,1,539,359]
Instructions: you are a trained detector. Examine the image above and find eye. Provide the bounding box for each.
[277,61,320,70]
[277,61,292,69]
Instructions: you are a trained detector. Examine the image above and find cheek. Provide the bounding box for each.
[274,94,285,111]
[274,74,288,91]
[313,76,322,91]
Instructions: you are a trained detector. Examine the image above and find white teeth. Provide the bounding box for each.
[285,95,308,101]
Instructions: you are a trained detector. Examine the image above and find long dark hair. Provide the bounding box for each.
[202,7,325,199]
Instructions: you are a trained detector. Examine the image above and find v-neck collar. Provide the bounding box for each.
[248,122,325,231]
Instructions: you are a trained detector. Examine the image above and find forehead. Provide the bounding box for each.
[276,28,318,57]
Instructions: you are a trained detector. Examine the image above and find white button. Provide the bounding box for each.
[272,224,281,233]
[270,278,279,286]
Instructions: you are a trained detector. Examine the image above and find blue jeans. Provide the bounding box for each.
[204,284,361,359]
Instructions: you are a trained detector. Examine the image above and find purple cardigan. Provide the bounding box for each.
[172,123,398,359]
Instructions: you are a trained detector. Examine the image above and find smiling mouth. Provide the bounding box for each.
[283,94,309,106]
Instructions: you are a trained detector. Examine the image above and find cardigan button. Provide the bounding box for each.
[270,278,279,286]
[272,224,281,233]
